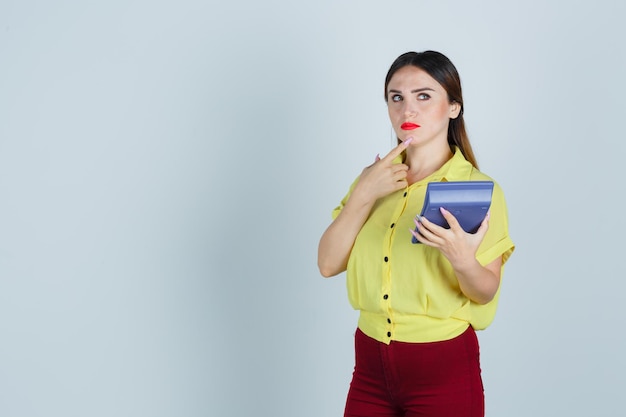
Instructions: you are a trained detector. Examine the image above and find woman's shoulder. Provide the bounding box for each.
[468,168,500,185]
[467,168,508,198]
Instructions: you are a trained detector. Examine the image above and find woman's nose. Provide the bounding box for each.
[403,101,417,116]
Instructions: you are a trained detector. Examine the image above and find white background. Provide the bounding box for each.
[1,1,624,416]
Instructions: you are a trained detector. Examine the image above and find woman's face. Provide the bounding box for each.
[386,65,460,147]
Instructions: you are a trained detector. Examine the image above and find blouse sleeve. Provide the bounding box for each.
[331,176,360,220]
[475,181,515,266]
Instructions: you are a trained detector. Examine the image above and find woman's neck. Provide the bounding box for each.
[404,142,453,185]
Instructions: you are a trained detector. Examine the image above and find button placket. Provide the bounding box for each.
[381,186,410,342]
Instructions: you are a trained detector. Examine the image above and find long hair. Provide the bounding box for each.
[384,51,478,169]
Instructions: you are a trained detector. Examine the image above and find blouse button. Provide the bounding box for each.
[384,256,388,262]
[403,191,407,197]
[387,332,392,337]
[390,223,395,228]
[387,318,391,324]
[383,294,389,300]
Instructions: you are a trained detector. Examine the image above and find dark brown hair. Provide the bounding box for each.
[384,51,478,169]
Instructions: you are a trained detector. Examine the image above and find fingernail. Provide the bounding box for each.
[404,137,413,145]
[439,207,448,213]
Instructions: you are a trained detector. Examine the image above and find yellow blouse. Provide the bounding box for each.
[332,148,515,344]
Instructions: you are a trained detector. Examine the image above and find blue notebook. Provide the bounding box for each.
[411,181,494,244]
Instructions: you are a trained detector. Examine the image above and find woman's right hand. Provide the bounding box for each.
[352,137,413,204]
[318,138,413,277]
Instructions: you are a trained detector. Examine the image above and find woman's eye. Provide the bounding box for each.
[417,93,431,100]
[391,94,402,102]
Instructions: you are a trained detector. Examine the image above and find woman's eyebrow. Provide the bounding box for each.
[388,87,436,94]
[411,87,435,93]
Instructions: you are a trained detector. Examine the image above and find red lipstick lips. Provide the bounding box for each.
[401,122,420,130]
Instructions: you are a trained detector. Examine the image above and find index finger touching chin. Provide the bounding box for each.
[382,137,413,162]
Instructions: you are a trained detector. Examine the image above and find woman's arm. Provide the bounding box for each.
[318,139,412,277]
[451,253,502,304]
[317,192,376,277]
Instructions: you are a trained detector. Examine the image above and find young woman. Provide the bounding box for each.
[318,51,515,417]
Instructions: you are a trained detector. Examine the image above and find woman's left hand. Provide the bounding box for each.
[411,208,501,304]
[411,208,489,269]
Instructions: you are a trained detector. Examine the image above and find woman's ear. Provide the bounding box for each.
[449,101,462,119]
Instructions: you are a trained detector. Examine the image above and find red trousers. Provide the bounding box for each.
[344,326,484,417]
